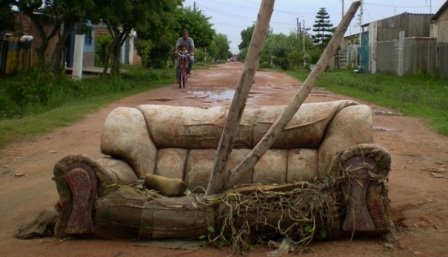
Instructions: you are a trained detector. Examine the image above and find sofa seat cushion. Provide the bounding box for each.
[154,148,318,190]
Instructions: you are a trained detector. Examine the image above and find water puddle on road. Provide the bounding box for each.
[187,89,235,100]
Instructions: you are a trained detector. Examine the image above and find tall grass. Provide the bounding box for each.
[289,69,448,136]
[0,66,174,148]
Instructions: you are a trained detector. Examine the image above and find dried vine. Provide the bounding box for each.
[199,177,346,254]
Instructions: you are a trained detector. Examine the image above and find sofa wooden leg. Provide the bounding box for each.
[342,157,376,233]
[63,163,97,235]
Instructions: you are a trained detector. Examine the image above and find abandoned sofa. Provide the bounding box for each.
[53,100,393,240]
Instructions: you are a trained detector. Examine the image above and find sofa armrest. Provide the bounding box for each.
[318,104,374,177]
[101,107,158,179]
[338,144,394,234]
[53,155,138,238]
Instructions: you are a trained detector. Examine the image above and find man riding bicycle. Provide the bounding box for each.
[176,30,195,82]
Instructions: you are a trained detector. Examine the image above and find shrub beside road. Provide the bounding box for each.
[0,67,173,148]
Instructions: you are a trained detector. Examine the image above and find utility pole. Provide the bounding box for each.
[426,0,432,13]
[302,20,306,52]
[194,1,197,12]
[296,18,301,39]
[302,20,306,67]
[359,0,363,32]
[342,0,345,20]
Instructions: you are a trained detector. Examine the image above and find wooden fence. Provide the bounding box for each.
[376,41,398,74]
[437,42,448,79]
[374,36,446,77]
[402,37,436,75]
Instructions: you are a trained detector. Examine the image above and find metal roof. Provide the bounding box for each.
[361,12,433,27]
[432,1,448,20]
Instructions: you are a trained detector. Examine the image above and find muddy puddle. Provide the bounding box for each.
[187,89,235,100]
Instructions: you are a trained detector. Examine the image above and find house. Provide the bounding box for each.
[431,0,448,42]
[0,11,97,75]
[1,10,140,76]
[360,12,433,73]
[337,33,361,69]
[65,21,96,68]
[431,1,448,78]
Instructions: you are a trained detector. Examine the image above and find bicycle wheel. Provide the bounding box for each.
[182,68,187,88]
[178,64,183,88]
[180,62,187,88]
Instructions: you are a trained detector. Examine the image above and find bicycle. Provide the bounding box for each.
[177,50,191,88]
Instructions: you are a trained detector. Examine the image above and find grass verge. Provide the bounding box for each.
[288,69,448,136]
[0,66,174,149]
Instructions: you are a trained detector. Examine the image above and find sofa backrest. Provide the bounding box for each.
[137,100,357,149]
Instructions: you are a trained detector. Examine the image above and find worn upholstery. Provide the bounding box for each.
[53,100,394,239]
[97,100,370,190]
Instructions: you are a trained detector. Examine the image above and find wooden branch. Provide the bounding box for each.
[225,1,362,188]
[206,0,276,195]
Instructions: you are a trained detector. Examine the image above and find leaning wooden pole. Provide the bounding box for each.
[206,0,276,195]
[225,1,362,188]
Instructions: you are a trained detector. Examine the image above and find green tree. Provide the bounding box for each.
[193,47,207,63]
[135,39,153,68]
[136,6,214,69]
[266,33,299,69]
[238,24,255,51]
[312,7,333,47]
[174,7,215,49]
[237,47,247,62]
[0,1,16,32]
[209,33,231,61]
[135,3,182,69]
[254,31,315,70]
[238,24,272,61]
[93,0,181,73]
[95,33,112,66]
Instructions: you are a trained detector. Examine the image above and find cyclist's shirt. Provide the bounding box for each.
[176,37,195,54]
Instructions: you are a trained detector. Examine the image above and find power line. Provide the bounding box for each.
[363,1,427,8]
[198,5,256,21]
[198,3,309,28]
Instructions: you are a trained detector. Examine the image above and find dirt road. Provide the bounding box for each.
[0,62,447,257]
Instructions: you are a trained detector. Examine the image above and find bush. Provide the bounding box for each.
[0,94,21,118]
[287,50,305,70]
[272,56,289,70]
[3,70,53,106]
[0,66,172,120]
[308,47,323,65]
[194,48,208,63]
[95,34,113,67]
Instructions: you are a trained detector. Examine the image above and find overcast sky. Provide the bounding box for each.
[183,0,446,53]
